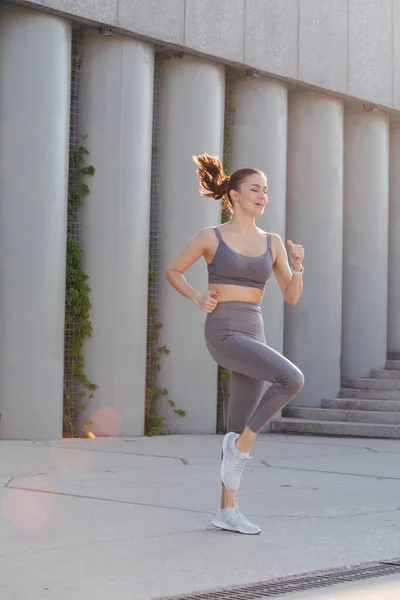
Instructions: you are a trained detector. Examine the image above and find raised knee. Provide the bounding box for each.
[290,369,305,393]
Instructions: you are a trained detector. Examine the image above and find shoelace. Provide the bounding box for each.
[235,504,249,522]
[233,454,249,474]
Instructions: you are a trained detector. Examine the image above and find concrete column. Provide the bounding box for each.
[230,76,287,354]
[0,5,71,440]
[388,123,400,354]
[80,30,154,436]
[285,91,344,407]
[157,55,224,433]
[342,107,389,377]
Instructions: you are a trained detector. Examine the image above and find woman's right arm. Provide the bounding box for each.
[164,228,219,313]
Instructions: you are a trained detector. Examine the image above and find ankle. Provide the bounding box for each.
[220,502,235,510]
[235,438,251,454]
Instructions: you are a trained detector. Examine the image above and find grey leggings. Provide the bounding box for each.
[205,301,304,434]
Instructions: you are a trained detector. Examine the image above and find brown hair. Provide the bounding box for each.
[192,154,264,214]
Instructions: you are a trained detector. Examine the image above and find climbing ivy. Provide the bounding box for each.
[145,253,186,436]
[63,139,97,437]
[216,70,239,432]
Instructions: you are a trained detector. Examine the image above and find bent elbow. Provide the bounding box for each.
[164,265,179,282]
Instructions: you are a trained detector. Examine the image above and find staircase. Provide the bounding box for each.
[271,353,400,439]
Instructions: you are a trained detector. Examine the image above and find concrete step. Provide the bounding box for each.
[386,360,400,370]
[283,406,400,424]
[388,352,400,361]
[322,397,400,412]
[340,388,400,400]
[371,369,400,380]
[341,377,400,390]
[271,418,400,439]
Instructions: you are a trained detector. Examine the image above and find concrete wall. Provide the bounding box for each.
[156,54,223,433]
[0,4,71,439]
[285,91,344,406]
[78,31,154,437]
[342,107,389,377]
[388,124,400,354]
[16,0,400,111]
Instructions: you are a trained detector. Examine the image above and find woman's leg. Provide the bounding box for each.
[228,371,265,434]
[206,304,304,535]
[214,334,304,493]
[220,372,264,509]
[221,334,305,435]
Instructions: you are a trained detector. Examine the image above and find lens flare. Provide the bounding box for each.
[2,478,54,533]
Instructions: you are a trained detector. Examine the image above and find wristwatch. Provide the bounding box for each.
[291,264,304,275]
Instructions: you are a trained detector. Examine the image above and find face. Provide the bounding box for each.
[230,173,268,216]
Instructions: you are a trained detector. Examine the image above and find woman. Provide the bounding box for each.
[165,154,305,535]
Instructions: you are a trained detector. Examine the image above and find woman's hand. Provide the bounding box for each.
[195,290,220,313]
[287,240,304,271]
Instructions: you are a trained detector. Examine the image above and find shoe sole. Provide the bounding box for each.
[220,432,237,492]
[211,518,261,535]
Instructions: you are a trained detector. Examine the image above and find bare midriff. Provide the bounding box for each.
[208,282,264,305]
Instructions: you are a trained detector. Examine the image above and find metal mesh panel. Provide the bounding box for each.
[148,53,162,321]
[64,27,84,432]
[145,53,163,431]
[216,70,236,434]
[69,28,83,155]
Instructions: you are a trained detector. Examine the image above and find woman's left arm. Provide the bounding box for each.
[271,234,304,306]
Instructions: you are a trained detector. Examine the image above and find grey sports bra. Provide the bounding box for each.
[207,227,273,291]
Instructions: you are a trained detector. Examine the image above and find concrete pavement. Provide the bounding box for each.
[1,433,400,599]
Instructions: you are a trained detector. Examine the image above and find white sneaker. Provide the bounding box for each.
[220,432,250,491]
[211,501,261,535]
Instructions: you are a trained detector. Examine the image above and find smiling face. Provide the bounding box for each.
[230,173,268,216]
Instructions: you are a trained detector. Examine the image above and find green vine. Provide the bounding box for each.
[221,70,242,222]
[223,71,236,175]
[216,71,239,433]
[145,253,186,436]
[63,139,97,437]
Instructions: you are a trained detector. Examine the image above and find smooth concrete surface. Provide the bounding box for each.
[2,434,400,599]
[388,124,400,354]
[18,0,400,110]
[244,0,298,80]
[283,406,400,425]
[341,377,400,390]
[80,31,154,436]
[45,0,118,25]
[0,4,71,440]
[285,91,344,408]
[119,0,185,45]
[156,54,223,433]
[272,417,400,439]
[299,0,348,93]
[185,0,245,63]
[348,0,392,107]
[342,107,389,378]
[394,0,400,109]
[230,76,288,356]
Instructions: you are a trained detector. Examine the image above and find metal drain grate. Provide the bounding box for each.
[157,560,400,599]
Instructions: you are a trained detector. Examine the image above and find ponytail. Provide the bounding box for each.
[193,153,264,214]
[193,154,230,200]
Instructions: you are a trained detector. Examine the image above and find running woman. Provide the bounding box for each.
[165,154,305,534]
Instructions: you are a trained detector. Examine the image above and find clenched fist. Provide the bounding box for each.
[287,240,304,271]
[196,290,220,313]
